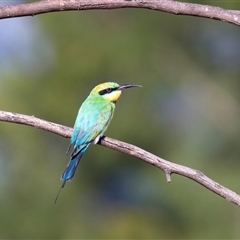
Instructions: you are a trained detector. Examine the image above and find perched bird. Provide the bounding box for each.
[54,82,141,203]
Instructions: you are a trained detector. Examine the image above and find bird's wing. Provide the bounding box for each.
[72,99,114,148]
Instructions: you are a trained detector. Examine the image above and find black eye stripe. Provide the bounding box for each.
[99,89,109,95]
[99,87,118,95]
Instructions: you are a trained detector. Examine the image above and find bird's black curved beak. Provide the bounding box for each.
[118,84,142,90]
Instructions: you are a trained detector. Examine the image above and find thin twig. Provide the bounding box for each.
[0,110,240,206]
[0,0,240,27]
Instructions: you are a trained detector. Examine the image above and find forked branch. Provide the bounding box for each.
[0,110,240,206]
[1,0,240,27]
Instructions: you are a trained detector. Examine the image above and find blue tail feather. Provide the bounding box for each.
[54,145,88,204]
[61,149,85,182]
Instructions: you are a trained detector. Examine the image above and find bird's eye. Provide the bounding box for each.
[99,87,114,96]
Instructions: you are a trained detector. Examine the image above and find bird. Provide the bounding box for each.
[54,82,142,203]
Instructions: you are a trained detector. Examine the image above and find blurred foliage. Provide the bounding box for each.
[0,1,240,239]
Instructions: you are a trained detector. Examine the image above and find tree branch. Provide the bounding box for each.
[0,110,240,206]
[1,0,240,26]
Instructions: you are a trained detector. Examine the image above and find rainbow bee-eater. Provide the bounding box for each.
[54,82,141,203]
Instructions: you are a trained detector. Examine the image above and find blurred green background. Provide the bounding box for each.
[0,0,240,238]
